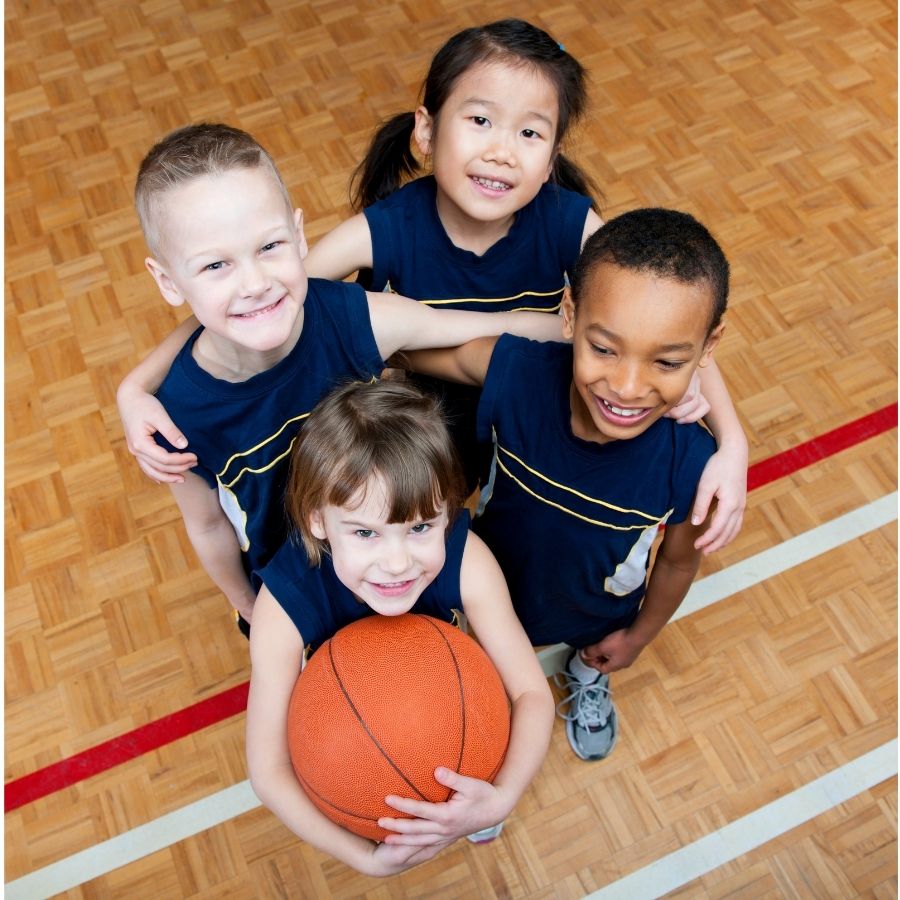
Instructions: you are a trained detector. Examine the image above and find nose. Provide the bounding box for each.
[483,130,516,166]
[239,259,271,298]
[379,537,411,576]
[607,360,647,402]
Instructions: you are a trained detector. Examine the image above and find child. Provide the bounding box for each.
[247,379,554,875]
[125,122,564,630]
[118,19,747,552]
[399,208,734,762]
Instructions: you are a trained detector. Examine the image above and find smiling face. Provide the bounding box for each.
[414,60,558,246]
[144,165,309,373]
[562,262,723,444]
[309,476,449,616]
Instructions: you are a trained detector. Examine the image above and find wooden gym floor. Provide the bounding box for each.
[5,0,897,896]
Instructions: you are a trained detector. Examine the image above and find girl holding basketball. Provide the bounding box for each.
[246,379,554,877]
[119,18,747,553]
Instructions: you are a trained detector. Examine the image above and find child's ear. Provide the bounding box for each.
[293,208,309,260]
[309,510,327,541]
[413,107,434,155]
[698,321,725,367]
[561,287,576,339]
[145,257,185,308]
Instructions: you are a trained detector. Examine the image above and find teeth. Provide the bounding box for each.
[473,176,510,190]
[603,399,645,417]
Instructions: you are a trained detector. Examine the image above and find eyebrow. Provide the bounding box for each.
[461,98,555,128]
[587,324,696,353]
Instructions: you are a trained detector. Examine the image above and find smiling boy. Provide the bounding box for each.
[402,207,731,762]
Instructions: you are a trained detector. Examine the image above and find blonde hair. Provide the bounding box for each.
[134,122,291,257]
[285,380,467,565]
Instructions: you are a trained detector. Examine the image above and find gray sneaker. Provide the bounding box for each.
[554,658,618,761]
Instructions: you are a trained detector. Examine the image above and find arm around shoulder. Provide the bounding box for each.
[692,359,748,552]
[117,316,200,482]
[305,213,374,281]
[399,336,497,388]
[367,291,563,361]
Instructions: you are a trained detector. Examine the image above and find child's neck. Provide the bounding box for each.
[434,190,515,257]
[192,312,304,383]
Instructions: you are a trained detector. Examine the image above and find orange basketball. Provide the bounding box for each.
[287,613,511,841]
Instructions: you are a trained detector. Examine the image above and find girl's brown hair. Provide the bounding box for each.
[285,379,467,565]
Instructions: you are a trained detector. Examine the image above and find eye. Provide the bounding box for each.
[590,343,613,357]
[410,522,431,534]
[354,528,376,539]
[261,241,281,253]
[657,359,687,370]
[203,261,225,272]
[521,128,542,140]
[470,116,490,128]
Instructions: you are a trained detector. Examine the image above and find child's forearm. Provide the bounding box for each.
[627,551,700,649]
[698,360,746,451]
[121,315,199,396]
[251,761,381,874]
[491,688,555,816]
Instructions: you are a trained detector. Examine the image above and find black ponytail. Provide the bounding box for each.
[350,112,421,211]
[551,153,603,213]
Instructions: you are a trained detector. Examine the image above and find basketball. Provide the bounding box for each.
[287,613,511,841]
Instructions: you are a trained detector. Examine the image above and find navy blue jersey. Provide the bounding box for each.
[155,279,384,581]
[257,512,471,654]
[363,175,591,312]
[474,335,716,648]
[364,176,591,490]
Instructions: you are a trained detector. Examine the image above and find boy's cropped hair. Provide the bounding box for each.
[134,122,290,256]
[285,380,467,565]
[572,207,730,333]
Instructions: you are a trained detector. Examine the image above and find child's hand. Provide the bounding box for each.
[579,629,644,674]
[367,839,451,876]
[691,442,748,554]
[119,390,197,483]
[666,370,710,424]
[378,767,508,846]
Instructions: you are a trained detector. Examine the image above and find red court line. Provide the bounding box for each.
[747,403,897,491]
[5,402,897,813]
[5,683,249,812]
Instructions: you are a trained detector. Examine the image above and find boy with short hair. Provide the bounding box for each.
[125,122,564,629]
[402,207,733,761]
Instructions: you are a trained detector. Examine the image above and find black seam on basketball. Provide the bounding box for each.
[296,771,384,829]
[328,637,429,800]
[421,617,465,803]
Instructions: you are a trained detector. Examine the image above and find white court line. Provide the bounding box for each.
[6,783,262,900]
[585,740,898,900]
[6,493,897,898]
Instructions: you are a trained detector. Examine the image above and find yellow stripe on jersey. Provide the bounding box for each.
[496,456,670,531]
[497,444,662,522]
[420,287,563,307]
[216,377,379,487]
[217,411,311,482]
[220,434,301,490]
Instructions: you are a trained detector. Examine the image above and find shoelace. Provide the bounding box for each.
[553,672,612,729]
